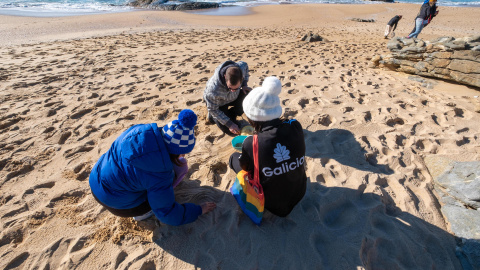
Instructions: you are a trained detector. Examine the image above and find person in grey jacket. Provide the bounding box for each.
[203,60,251,136]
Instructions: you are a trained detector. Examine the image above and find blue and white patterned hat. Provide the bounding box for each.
[162,109,197,155]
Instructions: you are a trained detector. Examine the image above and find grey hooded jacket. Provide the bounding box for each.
[203,61,249,127]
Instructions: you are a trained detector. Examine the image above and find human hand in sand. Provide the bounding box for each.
[201,202,216,214]
[229,123,241,135]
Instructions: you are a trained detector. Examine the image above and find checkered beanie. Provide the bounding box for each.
[162,109,197,155]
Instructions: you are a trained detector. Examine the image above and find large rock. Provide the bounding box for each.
[373,36,480,88]
[350,18,375,23]
[362,0,394,2]
[424,156,480,270]
[129,0,219,10]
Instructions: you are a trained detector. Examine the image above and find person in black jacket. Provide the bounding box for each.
[407,0,438,39]
[229,76,307,217]
[384,15,402,39]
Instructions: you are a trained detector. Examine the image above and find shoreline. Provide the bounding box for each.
[1,1,480,19]
[1,3,480,47]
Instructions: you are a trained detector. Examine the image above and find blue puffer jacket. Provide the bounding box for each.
[89,123,202,226]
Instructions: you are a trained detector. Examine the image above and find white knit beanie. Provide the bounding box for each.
[243,76,282,122]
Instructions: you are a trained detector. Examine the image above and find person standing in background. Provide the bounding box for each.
[384,15,402,39]
[406,0,439,39]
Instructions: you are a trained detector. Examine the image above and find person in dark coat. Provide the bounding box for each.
[384,15,402,39]
[89,109,216,224]
[407,0,439,39]
[229,76,307,217]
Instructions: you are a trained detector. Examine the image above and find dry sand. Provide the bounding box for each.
[1,3,479,269]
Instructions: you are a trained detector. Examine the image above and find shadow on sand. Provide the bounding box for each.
[303,128,393,175]
[149,178,466,269]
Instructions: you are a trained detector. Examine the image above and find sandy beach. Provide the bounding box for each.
[1,3,479,269]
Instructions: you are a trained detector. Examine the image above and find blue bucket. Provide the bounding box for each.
[232,135,247,151]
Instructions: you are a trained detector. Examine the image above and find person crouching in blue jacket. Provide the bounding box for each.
[89,109,216,225]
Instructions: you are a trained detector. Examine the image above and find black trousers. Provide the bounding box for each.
[92,192,151,217]
[213,90,247,137]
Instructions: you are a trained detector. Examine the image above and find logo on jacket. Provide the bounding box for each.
[273,143,290,163]
[263,143,304,177]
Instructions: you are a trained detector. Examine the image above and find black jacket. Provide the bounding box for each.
[239,119,307,217]
[416,2,437,21]
[387,15,401,31]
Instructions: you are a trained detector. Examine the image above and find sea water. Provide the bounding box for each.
[0,0,478,17]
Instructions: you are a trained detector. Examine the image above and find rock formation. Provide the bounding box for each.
[300,33,325,42]
[129,0,219,11]
[351,18,375,23]
[362,0,393,2]
[374,36,480,88]
[424,156,480,270]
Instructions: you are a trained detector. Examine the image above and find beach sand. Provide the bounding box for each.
[1,3,479,269]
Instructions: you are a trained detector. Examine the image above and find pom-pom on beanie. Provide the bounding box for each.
[162,109,197,155]
[243,76,282,122]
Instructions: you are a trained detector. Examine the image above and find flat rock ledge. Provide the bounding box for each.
[350,18,375,23]
[424,156,480,270]
[372,36,480,88]
[129,0,219,11]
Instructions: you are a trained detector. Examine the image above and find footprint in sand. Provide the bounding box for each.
[385,117,405,127]
[63,141,95,159]
[2,158,36,184]
[100,128,121,140]
[455,137,470,147]
[63,162,92,181]
[186,99,202,106]
[47,190,87,208]
[115,114,135,123]
[297,98,309,109]
[456,127,469,134]
[22,181,56,207]
[131,95,159,105]
[1,203,29,219]
[288,89,299,94]
[25,236,95,270]
[0,115,22,132]
[445,107,466,118]
[69,107,93,120]
[283,108,298,119]
[316,114,334,127]
[209,161,228,187]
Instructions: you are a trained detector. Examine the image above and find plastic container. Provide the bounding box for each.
[240,125,254,136]
[232,135,247,151]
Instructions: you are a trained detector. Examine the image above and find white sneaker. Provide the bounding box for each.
[133,210,154,221]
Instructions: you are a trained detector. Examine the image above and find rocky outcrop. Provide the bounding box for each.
[374,36,480,88]
[424,156,480,270]
[129,0,219,11]
[351,18,375,23]
[300,33,325,43]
